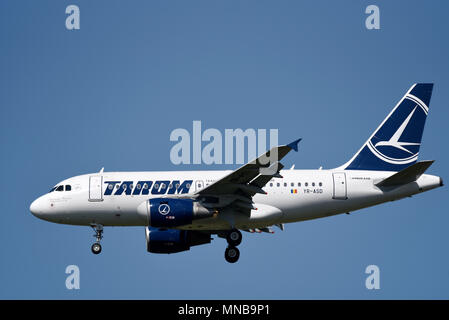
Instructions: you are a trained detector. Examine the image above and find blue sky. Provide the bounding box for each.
[1,0,448,299]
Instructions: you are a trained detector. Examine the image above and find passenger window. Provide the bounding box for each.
[312,182,315,187]
[319,182,322,187]
[65,185,71,191]
[277,183,280,187]
[270,183,273,187]
[298,182,301,187]
[56,185,63,191]
[284,183,287,187]
[291,183,294,187]
[305,183,308,187]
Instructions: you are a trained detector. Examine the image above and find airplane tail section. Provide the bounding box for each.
[375,160,434,187]
[342,83,433,171]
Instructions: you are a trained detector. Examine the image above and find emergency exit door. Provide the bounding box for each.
[332,172,347,200]
[89,176,103,201]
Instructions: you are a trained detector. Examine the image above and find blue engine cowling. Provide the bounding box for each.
[140,198,215,228]
[146,227,212,254]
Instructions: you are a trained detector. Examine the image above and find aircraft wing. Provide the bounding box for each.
[194,138,301,213]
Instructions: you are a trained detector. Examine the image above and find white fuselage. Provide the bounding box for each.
[30,169,442,231]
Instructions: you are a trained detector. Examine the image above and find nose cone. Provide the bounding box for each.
[30,196,47,219]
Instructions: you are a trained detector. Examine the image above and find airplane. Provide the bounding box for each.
[30,83,443,263]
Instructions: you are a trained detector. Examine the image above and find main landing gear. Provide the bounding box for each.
[224,229,242,263]
[90,224,103,255]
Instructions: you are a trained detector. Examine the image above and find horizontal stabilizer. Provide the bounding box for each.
[376,160,434,187]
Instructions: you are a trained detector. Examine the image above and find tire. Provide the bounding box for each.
[225,246,240,263]
[91,243,102,254]
[226,229,242,246]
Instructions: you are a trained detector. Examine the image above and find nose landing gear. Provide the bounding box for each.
[224,229,242,263]
[91,242,102,254]
[90,224,103,255]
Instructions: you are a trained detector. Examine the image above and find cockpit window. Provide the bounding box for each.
[49,187,56,193]
[56,185,64,192]
[65,185,71,191]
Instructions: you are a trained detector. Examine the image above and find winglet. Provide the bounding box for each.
[287,138,302,152]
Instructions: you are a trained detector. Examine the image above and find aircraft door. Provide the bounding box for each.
[89,176,103,202]
[332,172,347,200]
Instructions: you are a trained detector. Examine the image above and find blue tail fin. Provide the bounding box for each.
[343,83,433,171]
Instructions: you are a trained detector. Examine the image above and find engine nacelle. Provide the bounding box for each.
[137,198,215,228]
[145,227,212,254]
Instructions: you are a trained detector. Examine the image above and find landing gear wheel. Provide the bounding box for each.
[226,229,242,246]
[225,246,240,263]
[90,224,104,255]
[91,242,102,254]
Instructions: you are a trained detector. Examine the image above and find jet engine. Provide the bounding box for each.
[137,198,216,228]
[145,227,212,253]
